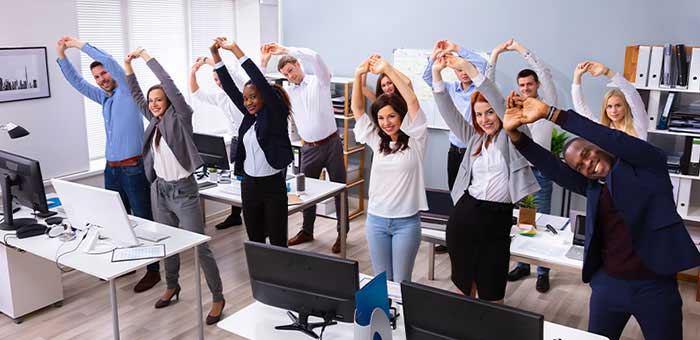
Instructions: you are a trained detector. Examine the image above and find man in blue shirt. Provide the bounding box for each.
[422,40,487,253]
[56,36,160,292]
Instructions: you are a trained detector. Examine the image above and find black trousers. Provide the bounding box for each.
[241,172,288,247]
[447,144,467,191]
[228,137,241,217]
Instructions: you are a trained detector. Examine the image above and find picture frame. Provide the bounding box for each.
[0,47,51,103]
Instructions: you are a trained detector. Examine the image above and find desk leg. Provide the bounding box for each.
[428,242,435,280]
[194,246,204,340]
[340,189,348,259]
[200,198,206,225]
[109,279,120,340]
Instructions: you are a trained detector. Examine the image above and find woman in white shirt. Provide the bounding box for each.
[432,51,538,303]
[572,61,648,139]
[353,55,428,283]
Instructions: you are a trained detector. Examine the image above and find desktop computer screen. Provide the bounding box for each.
[193,133,230,171]
[0,150,50,230]
[401,281,544,340]
[244,241,359,338]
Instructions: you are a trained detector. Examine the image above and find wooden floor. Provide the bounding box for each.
[2,212,700,340]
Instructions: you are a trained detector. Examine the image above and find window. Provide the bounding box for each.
[75,0,236,160]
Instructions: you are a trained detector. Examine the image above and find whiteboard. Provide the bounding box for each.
[392,48,489,130]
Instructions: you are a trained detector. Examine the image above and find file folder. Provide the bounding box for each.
[662,44,674,88]
[648,46,664,88]
[688,48,700,91]
[635,46,651,87]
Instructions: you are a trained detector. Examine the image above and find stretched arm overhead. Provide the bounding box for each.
[267,43,331,87]
[63,36,129,89]
[361,73,377,102]
[369,55,420,120]
[55,37,105,104]
[123,51,152,120]
[189,57,206,94]
[132,48,193,119]
[431,52,475,144]
[351,59,370,121]
[486,39,512,81]
[423,40,487,88]
[571,61,595,120]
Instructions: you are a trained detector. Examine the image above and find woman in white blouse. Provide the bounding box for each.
[572,61,648,139]
[352,55,428,283]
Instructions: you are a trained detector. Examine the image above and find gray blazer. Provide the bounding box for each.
[127,59,203,183]
[433,75,539,204]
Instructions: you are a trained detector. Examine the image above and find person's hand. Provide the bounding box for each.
[521,97,550,123]
[128,47,144,59]
[441,40,460,53]
[216,37,236,51]
[368,54,389,74]
[56,38,68,57]
[506,39,525,53]
[355,59,370,77]
[61,36,81,49]
[573,61,590,81]
[266,42,288,55]
[260,44,272,65]
[504,92,527,132]
[492,39,513,56]
[191,57,208,73]
[444,53,468,71]
[587,61,609,77]
[430,40,446,61]
[432,50,448,72]
[209,39,221,53]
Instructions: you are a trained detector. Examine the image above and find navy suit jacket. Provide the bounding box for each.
[216,58,293,177]
[514,109,700,282]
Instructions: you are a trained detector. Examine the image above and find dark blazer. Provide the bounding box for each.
[127,59,202,183]
[514,109,700,282]
[216,58,292,176]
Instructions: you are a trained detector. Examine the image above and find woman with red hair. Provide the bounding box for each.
[431,50,539,303]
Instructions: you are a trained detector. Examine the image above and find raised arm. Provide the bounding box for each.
[134,48,193,119]
[63,36,129,89]
[370,55,420,119]
[55,38,106,104]
[351,60,369,121]
[269,43,331,87]
[571,61,595,119]
[432,53,475,143]
[209,40,248,115]
[486,39,512,81]
[123,52,153,120]
[361,73,377,102]
[189,57,206,94]
[510,40,558,106]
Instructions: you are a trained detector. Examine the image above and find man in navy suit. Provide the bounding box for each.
[501,93,700,340]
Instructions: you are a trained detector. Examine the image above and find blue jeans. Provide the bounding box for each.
[518,169,553,276]
[365,213,421,283]
[104,160,158,272]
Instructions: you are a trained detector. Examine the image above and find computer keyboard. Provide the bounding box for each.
[565,245,584,261]
[134,228,169,242]
[198,181,217,190]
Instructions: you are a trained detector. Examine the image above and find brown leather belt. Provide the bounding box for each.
[106,155,142,167]
[303,131,338,147]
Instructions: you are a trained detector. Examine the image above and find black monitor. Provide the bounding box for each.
[0,150,50,230]
[192,133,229,172]
[244,241,359,338]
[401,281,543,340]
[420,188,452,224]
[573,215,586,246]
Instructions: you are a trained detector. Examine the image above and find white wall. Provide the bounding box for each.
[0,0,89,179]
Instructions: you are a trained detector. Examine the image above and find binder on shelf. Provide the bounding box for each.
[662,44,674,88]
[648,46,664,88]
[657,92,675,130]
[681,136,700,176]
[688,48,700,91]
[676,44,689,88]
[634,45,651,87]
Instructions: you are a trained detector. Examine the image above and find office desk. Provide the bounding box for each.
[0,212,210,340]
[218,300,607,339]
[199,177,349,257]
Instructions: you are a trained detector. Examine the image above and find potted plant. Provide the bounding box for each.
[551,129,568,158]
[518,194,537,231]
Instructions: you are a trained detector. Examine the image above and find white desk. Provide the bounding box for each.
[199,177,350,257]
[0,211,210,340]
[218,300,607,339]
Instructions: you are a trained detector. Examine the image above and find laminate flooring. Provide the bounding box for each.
[2,213,699,339]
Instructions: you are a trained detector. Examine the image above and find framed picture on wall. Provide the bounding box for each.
[0,47,51,103]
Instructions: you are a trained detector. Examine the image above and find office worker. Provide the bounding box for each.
[432,52,539,302]
[360,70,413,103]
[352,55,428,283]
[56,36,160,293]
[572,61,648,140]
[261,42,348,254]
[488,39,557,293]
[189,56,248,230]
[124,48,225,324]
[210,38,293,247]
[502,95,700,340]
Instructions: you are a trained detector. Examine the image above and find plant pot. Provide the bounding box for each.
[518,207,537,227]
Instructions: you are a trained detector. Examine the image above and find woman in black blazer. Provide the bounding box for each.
[209,37,293,247]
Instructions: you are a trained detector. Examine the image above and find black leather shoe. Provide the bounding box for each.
[154,286,181,309]
[134,270,161,293]
[215,213,243,230]
[536,274,550,293]
[507,266,530,282]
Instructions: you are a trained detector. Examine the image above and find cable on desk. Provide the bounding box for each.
[55,230,89,273]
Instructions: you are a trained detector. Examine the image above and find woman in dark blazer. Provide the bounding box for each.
[209,38,293,247]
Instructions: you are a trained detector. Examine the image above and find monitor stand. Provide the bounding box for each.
[0,173,36,231]
[35,210,58,218]
[275,311,337,339]
[0,217,37,231]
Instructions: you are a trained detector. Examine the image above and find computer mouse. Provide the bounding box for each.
[16,223,48,239]
[45,216,64,225]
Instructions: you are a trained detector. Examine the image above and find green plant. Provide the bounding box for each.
[550,129,568,157]
[519,194,537,209]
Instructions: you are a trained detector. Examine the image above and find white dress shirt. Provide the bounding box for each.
[152,134,191,181]
[282,47,337,142]
[192,64,248,136]
[242,122,280,177]
[468,140,511,203]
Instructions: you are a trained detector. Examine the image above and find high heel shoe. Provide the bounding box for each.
[154,285,181,309]
[206,299,226,325]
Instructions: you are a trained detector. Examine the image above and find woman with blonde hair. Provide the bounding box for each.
[572,61,648,139]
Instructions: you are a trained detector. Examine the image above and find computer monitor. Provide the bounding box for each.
[0,150,50,230]
[51,179,138,248]
[421,188,453,224]
[401,281,544,340]
[573,215,586,246]
[193,133,230,172]
[244,241,359,338]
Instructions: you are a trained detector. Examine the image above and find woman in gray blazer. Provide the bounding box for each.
[431,50,539,303]
[124,48,225,325]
